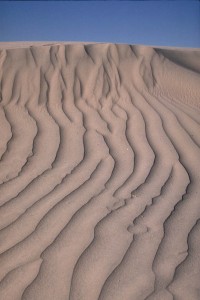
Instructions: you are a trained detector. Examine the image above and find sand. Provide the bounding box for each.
[0,42,200,300]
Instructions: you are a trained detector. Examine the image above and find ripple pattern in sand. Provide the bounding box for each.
[0,43,200,300]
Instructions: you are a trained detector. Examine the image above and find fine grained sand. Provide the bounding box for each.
[0,42,200,300]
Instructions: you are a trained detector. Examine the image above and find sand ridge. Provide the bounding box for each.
[0,42,200,300]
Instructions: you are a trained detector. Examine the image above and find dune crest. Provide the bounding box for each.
[0,42,200,300]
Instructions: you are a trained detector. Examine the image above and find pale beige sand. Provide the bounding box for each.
[0,42,200,300]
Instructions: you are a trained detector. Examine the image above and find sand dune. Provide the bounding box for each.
[0,42,200,300]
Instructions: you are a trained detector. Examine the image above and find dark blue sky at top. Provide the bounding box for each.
[0,1,199,47]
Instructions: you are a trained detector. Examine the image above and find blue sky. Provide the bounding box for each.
[0,1,199,47]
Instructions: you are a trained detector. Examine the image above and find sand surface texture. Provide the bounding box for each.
[0,43,200,300]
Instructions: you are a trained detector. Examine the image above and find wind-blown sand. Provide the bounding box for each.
[0,42,200,300]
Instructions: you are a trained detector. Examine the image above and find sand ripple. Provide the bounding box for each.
[0,43,200,300]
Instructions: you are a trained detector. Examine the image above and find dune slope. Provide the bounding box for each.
[0,42,200,300]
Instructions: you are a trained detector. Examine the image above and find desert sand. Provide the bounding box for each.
[0,42,200,300]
